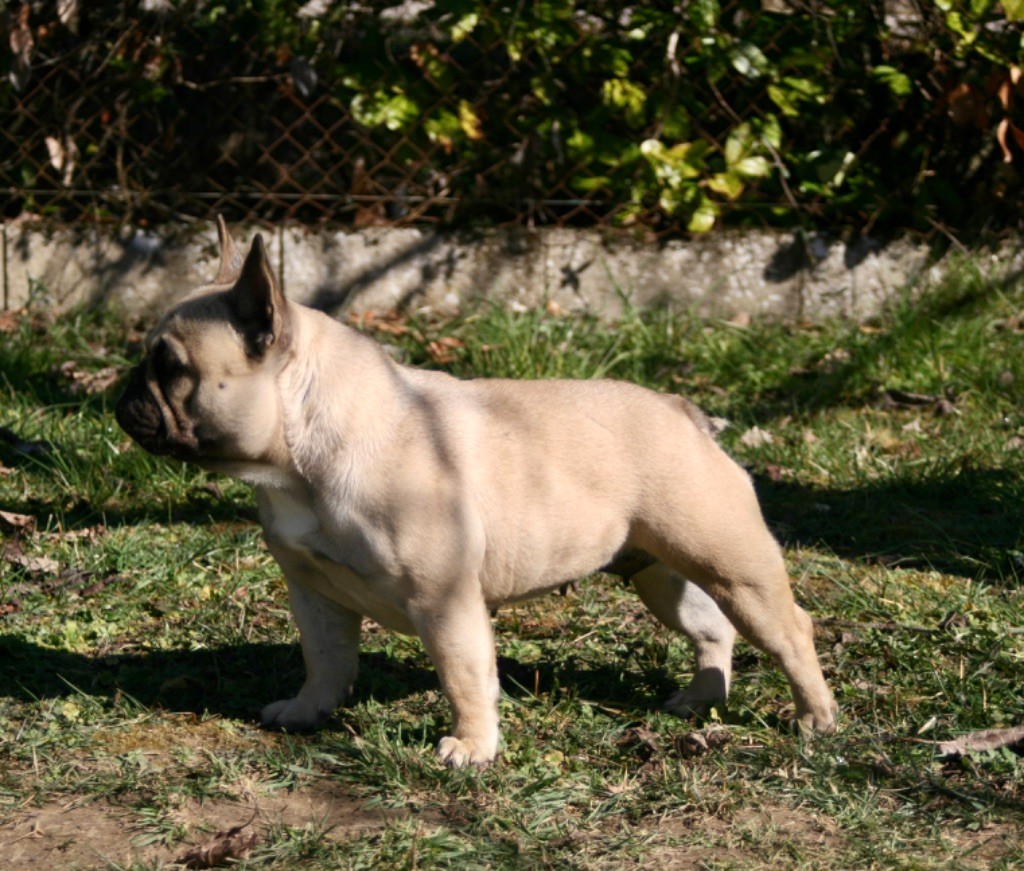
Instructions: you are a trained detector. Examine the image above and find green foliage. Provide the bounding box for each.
[2,2,1024,234]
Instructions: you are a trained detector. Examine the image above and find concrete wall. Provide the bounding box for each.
[0,220,951,322]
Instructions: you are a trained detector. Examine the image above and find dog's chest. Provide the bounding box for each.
[256,487,413,630]
[261,488,319,547]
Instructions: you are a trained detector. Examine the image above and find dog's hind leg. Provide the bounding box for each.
[632,562,737,717]
[634,458,836,732]
[647,533,836,733]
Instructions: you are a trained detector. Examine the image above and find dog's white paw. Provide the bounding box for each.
[436,735,497,769]
[663,688,724,719]
[260,697,329,732]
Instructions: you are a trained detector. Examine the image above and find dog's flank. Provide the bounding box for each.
[116,216,837,768]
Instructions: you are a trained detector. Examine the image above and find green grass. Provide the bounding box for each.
[1,260,1023,869]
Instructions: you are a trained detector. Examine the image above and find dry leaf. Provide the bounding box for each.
[946,82,987,128]
[57,0,80,31]
[739,426,774,448]
[545,299,567,317]
[997,118,1012,162]
[9,5,33,92]
[44,135,78,185]
[764,463,792,482]
[937,724,1024,759]
[729,310,751,328]
[56,362,122,396]
[0,310,24,333]
[2,540,60,576]
[347,310,411,337]
[816,347,851,373]
[175,824,258,869]
[674,727,732,759]
[426,336,465,364]
[0,510,35,534]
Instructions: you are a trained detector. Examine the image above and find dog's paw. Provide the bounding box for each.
[436,736,497,769]
[794,701,839,735]
[662,689,724,719]
[260,697,329,732]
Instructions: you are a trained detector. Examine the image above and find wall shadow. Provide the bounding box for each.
[755,466,1023,582]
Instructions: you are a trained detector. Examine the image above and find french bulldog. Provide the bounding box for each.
[116,217,836,767]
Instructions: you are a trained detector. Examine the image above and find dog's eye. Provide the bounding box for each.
[153,340,188,381]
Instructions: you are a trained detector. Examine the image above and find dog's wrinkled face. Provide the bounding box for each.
[116,222,290,474]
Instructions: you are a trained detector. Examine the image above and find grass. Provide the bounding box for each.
[1,259,1023,869]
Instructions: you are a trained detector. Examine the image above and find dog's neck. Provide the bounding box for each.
[273,305,409,491]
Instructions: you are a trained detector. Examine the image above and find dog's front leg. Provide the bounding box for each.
[261,576,362,731]
[410,589,500,768]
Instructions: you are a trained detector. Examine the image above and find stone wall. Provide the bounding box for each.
[0,221,951,322]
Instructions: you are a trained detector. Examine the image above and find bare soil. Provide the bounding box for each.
[0,784,401,870]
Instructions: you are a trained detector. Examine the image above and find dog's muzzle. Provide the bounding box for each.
[115,364,172,455]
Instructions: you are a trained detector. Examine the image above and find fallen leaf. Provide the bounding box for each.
[56,362,122,396]
[426,336,465,364]
[946,82,987,128]
[8,4,33,92]
[57,0,80,31]
[545,299,567,317]
[0,510,35,534]
[2,540,60,576]
[175,824,258,868]
[617,725,661,762]
[764,463,792,482]
[937,724,1024,759]
[347,310,411,337]
[815,347,851,373]
[0,310,25,333]
[739,426,774,448]
[729,310,751,328]
[674,727,732,759]
[996,117,1024,163]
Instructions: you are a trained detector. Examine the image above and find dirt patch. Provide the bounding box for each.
[636,801,1022,869]
[0,783,404,870]
[635,803,844,869]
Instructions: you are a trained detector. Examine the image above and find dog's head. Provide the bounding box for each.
[116,217,292,473]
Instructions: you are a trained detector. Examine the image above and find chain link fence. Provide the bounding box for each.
[2,2,1021,236]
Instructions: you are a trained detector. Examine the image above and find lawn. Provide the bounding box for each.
[1,260,1022,869]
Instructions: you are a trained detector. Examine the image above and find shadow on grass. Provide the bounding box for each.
[0,634,685,724]
[0,635,437,720]
[756,466,1024,582]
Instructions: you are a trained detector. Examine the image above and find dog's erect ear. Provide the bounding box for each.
[229,234,288,355]
[213,214,244,285]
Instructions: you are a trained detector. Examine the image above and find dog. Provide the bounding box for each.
[116,217,836,767]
